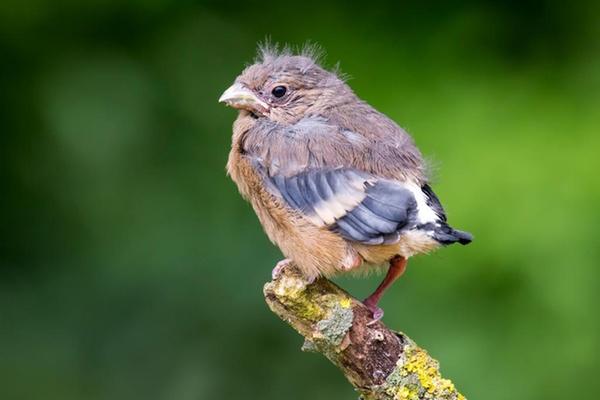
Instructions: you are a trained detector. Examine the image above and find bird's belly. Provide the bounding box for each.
[250,194,358,279]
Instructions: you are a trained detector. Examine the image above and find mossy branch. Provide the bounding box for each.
[263,264,465,400]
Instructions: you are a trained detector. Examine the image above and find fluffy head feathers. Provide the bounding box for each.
[227,43,351,124]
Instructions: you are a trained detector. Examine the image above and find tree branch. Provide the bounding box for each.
[263,264,466,400]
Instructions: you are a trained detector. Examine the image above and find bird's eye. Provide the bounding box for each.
[271,86,287,98]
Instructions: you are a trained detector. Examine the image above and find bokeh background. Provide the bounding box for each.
[1,1,599,399]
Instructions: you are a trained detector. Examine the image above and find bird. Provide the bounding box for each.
[219,45,472,322]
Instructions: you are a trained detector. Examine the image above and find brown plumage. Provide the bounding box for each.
[220,45,472,321]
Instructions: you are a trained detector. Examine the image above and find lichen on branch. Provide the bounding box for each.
[263,264,465,400]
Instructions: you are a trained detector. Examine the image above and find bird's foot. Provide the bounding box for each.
[271,258,292,280]
[271,259,318,284]
[364,300,384,326]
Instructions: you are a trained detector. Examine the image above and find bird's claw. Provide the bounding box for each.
[364,303,384,326]
[271,258,292,280]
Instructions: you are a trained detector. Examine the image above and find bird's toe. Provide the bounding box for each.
[365,304,384,326]
[272,258,293,280]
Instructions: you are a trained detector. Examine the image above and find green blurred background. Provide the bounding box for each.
[1,1,599,399]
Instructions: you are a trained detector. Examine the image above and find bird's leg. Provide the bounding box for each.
[363,255,407,324]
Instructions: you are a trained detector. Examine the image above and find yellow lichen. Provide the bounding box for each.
[273,276,326,321]
[438,378,455,393]
[397,386,410,400]
[399,346,462,398]
[396,385,419,400]
[339,297,351,308]
[297,301,325,321]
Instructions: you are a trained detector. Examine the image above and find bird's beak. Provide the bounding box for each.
[218,82,269,114]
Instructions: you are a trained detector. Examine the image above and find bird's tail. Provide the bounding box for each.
[432,223,473,245]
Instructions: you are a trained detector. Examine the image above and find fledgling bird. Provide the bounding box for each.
[219,46,472,321]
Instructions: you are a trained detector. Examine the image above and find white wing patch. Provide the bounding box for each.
[404,182,439,225]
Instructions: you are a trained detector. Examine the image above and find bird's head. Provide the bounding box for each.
[219,45,349,124]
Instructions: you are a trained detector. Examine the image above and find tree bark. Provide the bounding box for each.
[263,264,466,400]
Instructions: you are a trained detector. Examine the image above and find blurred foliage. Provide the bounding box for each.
[1,1,599,399]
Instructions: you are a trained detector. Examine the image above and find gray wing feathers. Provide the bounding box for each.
[333,181,417,244]
[263,167,418,244]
